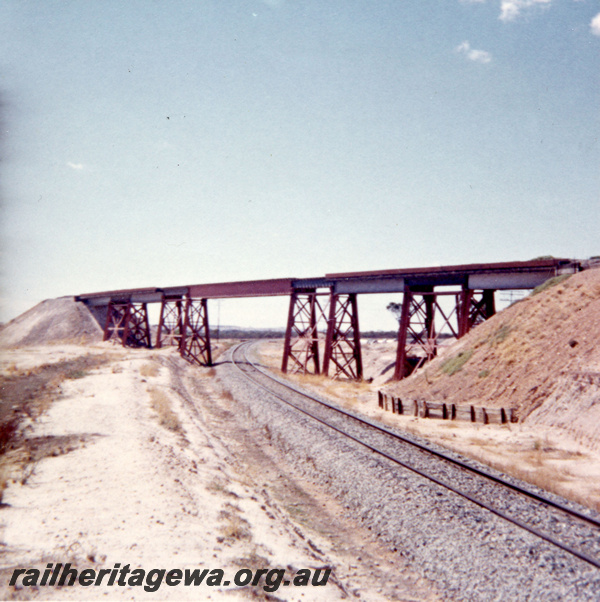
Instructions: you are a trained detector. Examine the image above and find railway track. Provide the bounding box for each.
[230,341,600,573]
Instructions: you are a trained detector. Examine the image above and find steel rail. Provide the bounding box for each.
[237,343,600,528]
[230,342,600,570]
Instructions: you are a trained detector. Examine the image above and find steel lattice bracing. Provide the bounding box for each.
[156,298,184,348]
[179,297,212,367]
[103,302,128,344]
[281,291,328,375]
[394,287,496,380]
[463,289,496,334]
[76,258,581,381]
[394,287,436,380]
[103,302,152,348]
[322,293,363,380]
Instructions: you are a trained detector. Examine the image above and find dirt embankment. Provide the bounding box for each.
[384,268,600,449]
[0,298,103,348]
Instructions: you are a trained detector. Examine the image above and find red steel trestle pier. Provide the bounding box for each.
[156,296,184,349]
[179,297,212,367]
[393,287,496,380]
[103,301,152,348]
[281,290,363,380]
[76,258,587,379]
[322,293,362,380]
[281,290,326,376]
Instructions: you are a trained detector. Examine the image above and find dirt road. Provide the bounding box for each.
[0,343,436,601]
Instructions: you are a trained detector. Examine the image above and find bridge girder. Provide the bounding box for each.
[79,257,583,381]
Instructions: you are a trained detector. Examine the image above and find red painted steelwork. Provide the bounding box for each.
[393,288,496,380]
[281,291,328,375]
[103,302,152,348]
[156,297,184,348]
[394,290,413,380]
[77,258,581,304]
[458,289,495,337]
[77,257,583,381]
[326,258,573,280]
[322,293,363,380]
[180,298,212,367]
[188,278,293,299]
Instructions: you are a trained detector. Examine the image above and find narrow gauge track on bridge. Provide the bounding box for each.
[230,341,600,572]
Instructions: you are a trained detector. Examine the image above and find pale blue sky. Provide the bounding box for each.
[1,0,599,329]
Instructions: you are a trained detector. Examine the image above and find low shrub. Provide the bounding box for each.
[148,388,182,432]
[139,363,159,378]
[65,369,88,380]
[440,350,473,376]
[491,324,512,344]
[530,273,571,296]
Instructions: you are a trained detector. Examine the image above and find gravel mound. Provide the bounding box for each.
[0,297,103,348]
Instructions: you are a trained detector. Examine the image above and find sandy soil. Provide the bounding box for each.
[0,342,437,601]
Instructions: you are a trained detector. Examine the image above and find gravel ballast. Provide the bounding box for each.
[218,346,600,601]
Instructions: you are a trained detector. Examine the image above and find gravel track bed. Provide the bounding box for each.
[244,354,600,565]
[219,344,600,601]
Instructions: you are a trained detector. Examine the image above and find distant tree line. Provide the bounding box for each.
[209,328,398,340]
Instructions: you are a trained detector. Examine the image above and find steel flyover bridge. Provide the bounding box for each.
[76,258,587,381]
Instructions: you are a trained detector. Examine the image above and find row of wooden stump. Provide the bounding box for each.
[377,392,517,425]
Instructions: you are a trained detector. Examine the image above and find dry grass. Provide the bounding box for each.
[0,354,112,501]
[457,428,598,511]
[139,362,159,378]
[206,477,242,500]
[440,350,473,376]
[207,478,229,494]
[220,516,252,541]
[4,363,19,376]
[531,274,572,296]
[218,504,252,543]
[286,370,372,404]
[220,388,235,402]
[232,548,271,570]
[148,387,182,433]
[0,465,9,502]
[374,415,600,513]
[486,456,598,512]
[0,354,112,421]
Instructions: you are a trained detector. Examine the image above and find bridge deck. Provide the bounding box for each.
[76,258,580,303]
[74,257,585,380]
